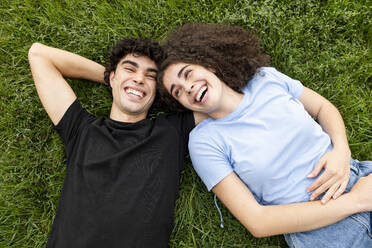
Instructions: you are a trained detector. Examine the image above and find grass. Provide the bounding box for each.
[0,0,371,247]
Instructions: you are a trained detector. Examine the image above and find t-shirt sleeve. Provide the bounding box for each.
[188,131,233,191]
[264,67,304,98]
[53,99,93,150]
[166,111,195,145]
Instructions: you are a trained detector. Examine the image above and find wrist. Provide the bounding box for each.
[333,143,351,157]
[343,191,366,213]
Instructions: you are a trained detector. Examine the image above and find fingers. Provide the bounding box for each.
[307,158,325,178]
[306,159,327,192]
[321,183,340,204]
[306,150,351,203]
[307,171,328,193]
[332,180,348,200]
[309,177,333,201]
[307,162,342,193]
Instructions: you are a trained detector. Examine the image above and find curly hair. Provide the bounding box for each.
[158,23,270,111]
[104,37,165,88]
[103,37,165,111]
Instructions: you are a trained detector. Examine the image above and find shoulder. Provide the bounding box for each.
[250,67,288,85]
[189,118,213,137]
[243,67,277,91]
[153,111,195,136]
[153,111,193,123]
[53,99,96,148]
[258,67,301,86]
[54,99,94,129]
[245,67,303,97]
[249,67,292,82]
[189,119,221,148]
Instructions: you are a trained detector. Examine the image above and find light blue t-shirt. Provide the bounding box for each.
[189,67,332,205]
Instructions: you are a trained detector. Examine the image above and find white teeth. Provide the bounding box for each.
[126,88,144,98]
[196,86,207,102]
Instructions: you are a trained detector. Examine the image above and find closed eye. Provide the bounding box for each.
[124,67,135,72]
[174,88,181,98]
[185,69,191,79]
[146,73,157,79]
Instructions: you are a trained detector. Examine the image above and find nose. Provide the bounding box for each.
[186,84,194,95]
[133,72,144,84]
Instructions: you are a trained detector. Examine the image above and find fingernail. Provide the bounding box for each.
[321,199,326,204]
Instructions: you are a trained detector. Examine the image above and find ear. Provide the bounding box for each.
[109,71,115,87]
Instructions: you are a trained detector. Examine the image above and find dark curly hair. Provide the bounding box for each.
[104,37,165,88]
[103,37,165,110]
[158,23,270,111]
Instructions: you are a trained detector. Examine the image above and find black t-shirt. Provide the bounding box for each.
[47,100,194,248]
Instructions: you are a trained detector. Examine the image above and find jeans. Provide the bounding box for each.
[284,159,372,248]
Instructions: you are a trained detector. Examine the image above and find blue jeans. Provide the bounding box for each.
[284,159,372,248]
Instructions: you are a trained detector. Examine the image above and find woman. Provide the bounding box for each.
[158,23,372,247]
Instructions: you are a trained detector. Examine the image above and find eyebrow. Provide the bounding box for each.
[121,60,158,74]
[147,68,158,74]
[170,65,190,95]
[170,84,175,95]
[121,60,138,67]
[178,65,189,78]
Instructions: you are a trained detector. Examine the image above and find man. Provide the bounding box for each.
[28,38,203,247]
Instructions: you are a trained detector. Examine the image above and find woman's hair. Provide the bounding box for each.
[158,23,270,111]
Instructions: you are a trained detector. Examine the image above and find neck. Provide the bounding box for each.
[208,85,244,120]
[109,106,147,123]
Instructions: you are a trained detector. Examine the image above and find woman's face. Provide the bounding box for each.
[162,62,223,114]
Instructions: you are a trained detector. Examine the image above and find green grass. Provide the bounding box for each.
[0,0,371,247]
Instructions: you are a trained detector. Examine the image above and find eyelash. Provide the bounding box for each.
[173,69,192,97]
[174,89,181,97]
[185,70,191,79]
[124,67,156,79]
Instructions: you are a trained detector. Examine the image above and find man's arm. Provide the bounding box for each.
[299,87,351,203]
[213,172,372,238]
[28,43,105,125]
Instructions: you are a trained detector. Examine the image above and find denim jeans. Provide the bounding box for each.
[284,159,372,248]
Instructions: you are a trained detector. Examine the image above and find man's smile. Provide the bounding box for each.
[124,86,146,100]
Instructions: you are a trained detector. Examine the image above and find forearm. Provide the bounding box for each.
[300,87,350,155]
[29,43,105,83]
[214,173,365,238]
[252,193,359,237]
[316,101,350,155]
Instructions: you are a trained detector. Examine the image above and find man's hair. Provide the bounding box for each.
[158,23,270,111]
[104,37,165,87]
[103,38,165,111]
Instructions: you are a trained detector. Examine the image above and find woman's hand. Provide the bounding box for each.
[306,148,350,204]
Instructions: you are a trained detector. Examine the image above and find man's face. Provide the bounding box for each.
[109,54,157,119]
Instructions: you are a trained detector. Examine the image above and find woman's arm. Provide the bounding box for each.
[299,87,351,203]
[213,172,372,237]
